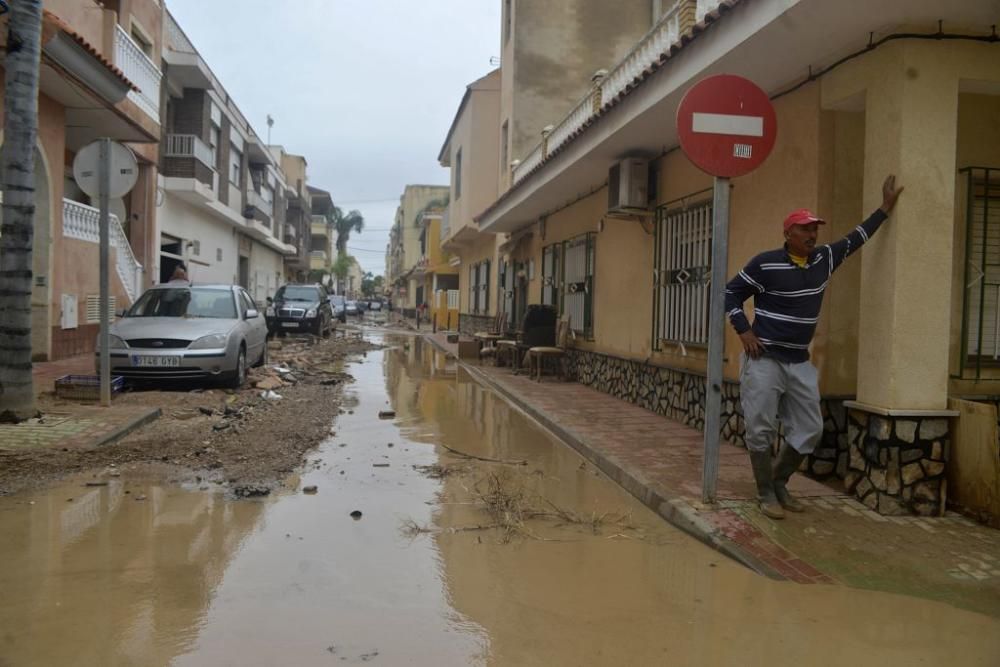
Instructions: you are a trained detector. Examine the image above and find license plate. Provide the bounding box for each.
[131,355,181,367]
[281,322,299,328]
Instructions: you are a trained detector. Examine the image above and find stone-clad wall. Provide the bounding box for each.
[845,411,950,516]
[459,314,496,336]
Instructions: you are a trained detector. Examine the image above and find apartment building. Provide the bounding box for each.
[273,147,311,283]
[306,185,334,282]
[158,10,298,306]
[0,0,163,360]
[449,0,1000,517]
[387,185,449,315]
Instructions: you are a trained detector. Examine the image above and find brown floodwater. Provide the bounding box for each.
[1,334,998,666]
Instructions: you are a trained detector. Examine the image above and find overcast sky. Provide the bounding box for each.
[166,0,501,275]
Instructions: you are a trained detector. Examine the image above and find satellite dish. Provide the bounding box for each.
[72,140,139,199]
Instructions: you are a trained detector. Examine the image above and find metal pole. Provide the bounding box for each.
[702,176,730,503]
[98,139,111,407]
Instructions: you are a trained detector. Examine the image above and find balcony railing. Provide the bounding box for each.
[62,199,143,302]
[511,1,705,185]
[247,189,273,218]
[284,222,297,239]
[164,134,214,169]
[311,220,329,237]
[113,25,162,123]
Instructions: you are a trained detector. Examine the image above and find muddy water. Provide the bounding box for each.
[0,335,998,666]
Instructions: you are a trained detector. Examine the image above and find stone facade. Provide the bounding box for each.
[459,313,496,336]
[844,410,950,516]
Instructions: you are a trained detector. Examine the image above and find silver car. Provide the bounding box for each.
[97,283,268,387]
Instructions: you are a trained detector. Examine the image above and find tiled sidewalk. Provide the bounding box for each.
[426,332,1000,618]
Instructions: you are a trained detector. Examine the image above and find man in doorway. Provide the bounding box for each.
[168,263,188,283]
[724,175,904,519]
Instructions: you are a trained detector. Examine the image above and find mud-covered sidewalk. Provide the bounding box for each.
[426,331,1000,618]
[0,332,377,496]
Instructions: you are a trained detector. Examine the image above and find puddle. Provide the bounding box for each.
[0,335,998,665]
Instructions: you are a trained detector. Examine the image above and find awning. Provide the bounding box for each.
[498,226,534,257]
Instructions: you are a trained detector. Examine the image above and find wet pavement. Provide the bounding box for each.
[1,334,999,666]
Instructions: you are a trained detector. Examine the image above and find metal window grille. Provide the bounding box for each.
[961,167,1000,379]
[562,233,595,337]
[653,198,713,348]
[541,244,562,307]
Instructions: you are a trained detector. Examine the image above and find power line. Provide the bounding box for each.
[347,246,389,254]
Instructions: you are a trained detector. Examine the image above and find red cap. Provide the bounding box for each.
[783,208,825,232]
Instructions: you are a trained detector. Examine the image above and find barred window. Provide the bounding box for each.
[542,233,595,338]
[653,199,712,348]
[964,168,1000,366]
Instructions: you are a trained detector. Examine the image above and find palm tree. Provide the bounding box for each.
[329,206,364,256]
[0,0,43,422]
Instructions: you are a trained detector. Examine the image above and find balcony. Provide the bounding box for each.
[284,223,297,240]
[245,189,273,221]
[113,25,161,124]
[162,134,215,188]
[311,220,329,237]
[309,250,328,270]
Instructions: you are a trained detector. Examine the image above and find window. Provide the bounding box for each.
[239,290,255,314]
[963,168,1000,366]
[191,239,200,256]
[542,235,595,337]
[468,259,491,314]
[216,247,223,262]
[209,125,220,169]
[229,147,242,185]
[504,0,512,43]
[130,27,152,57]
[500,120,509,176]
[454,148,462,200]
[262,184,275,216]
[653,198,712,347]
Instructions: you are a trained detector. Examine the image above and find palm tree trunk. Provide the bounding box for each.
[0,0,43,421]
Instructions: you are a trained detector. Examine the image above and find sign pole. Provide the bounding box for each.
[98,138,111,407]
[702,176,730,503]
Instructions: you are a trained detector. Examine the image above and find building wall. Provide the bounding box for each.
[247,242,283,306]
[158,194,238,285]
[396,185,449,308]
[506,0,652,166]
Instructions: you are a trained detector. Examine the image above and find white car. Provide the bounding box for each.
[98,283,268,387]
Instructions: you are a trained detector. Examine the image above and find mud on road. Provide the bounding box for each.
[0,332,379,496]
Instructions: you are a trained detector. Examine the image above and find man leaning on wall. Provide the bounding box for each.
[724,175,904,519]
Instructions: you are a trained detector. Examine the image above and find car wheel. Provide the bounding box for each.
[227,346,247,388]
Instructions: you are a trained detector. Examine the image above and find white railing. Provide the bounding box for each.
[113,25,162,123]
[164,134,214,168]
[63,199,143,302]
[165,11,196,53]
[511,3,686,185]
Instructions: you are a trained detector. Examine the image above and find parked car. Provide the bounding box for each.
[98,283,268,387]
[345,300,359,316]
[328,294,347,323]
[368,300,382,311]
[266,283,333,336]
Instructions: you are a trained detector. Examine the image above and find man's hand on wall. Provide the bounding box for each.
[880,174,904,215]
[739,330,765,359]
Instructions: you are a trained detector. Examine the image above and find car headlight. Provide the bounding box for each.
[96,334,128,351]
[265,306,275,317]
[306,308,317,318]
[189,333,229,349]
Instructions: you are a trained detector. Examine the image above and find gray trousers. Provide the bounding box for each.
[739,354,823,455]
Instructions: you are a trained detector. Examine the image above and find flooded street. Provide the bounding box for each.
[2,334,999,666]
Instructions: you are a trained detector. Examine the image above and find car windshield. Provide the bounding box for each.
[330,295,346,306]
[129,287,236,319]
[346,301,357,307]
[276,286,319,302]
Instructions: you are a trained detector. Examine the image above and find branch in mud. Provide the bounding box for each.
[437,443,527,466]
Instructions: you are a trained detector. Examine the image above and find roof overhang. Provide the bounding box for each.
[163,48,214,89]
[476,0,1000,234]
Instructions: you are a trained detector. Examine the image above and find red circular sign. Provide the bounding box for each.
[676,74,776,178]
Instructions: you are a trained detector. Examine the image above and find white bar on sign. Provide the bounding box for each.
[692,112,764,137]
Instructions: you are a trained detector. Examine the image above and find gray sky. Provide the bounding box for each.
[166,0,501,275]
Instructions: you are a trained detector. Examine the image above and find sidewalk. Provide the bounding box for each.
[0,354,160,455]
[425,332,1000,618]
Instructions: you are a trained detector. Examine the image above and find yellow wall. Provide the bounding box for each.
[457,234,502,316]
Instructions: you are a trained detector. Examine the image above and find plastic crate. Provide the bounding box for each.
[54,375,125,401]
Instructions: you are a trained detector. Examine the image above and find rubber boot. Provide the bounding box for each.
[772,444,806,512]
[748,450,785,520]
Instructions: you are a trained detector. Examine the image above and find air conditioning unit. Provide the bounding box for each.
[607,158,649,213]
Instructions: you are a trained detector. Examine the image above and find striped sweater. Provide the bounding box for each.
[724,209,888,362]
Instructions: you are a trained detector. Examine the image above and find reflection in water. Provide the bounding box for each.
[0,335,997,666]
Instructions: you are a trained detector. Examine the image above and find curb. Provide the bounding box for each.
[424,334,785,580]
[94,407,162,448]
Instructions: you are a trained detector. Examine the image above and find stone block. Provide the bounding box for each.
[919,418,948,441]
[931,441,943,461]
[870,468,887,491]
[849,443,866,471]
[856,477,873,499]
[845,470,862,493]
[895,419,917,444]
[922,460,945,477]
[914,480,939,502]
[869,416,891,440]
[836,452,848,478]
[877,494,908,516]
[878,448,889,466]
[901,448,924,464]
[814,447,837,461]
[901,462,924,485]
[812,460,835,477]
[861,491,878,510]
[903,486,913,502]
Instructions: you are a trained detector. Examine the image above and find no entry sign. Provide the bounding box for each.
[677,74,776,178]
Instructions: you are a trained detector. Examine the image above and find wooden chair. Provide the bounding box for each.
[526,316,572,382]
[474,309,507,358]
